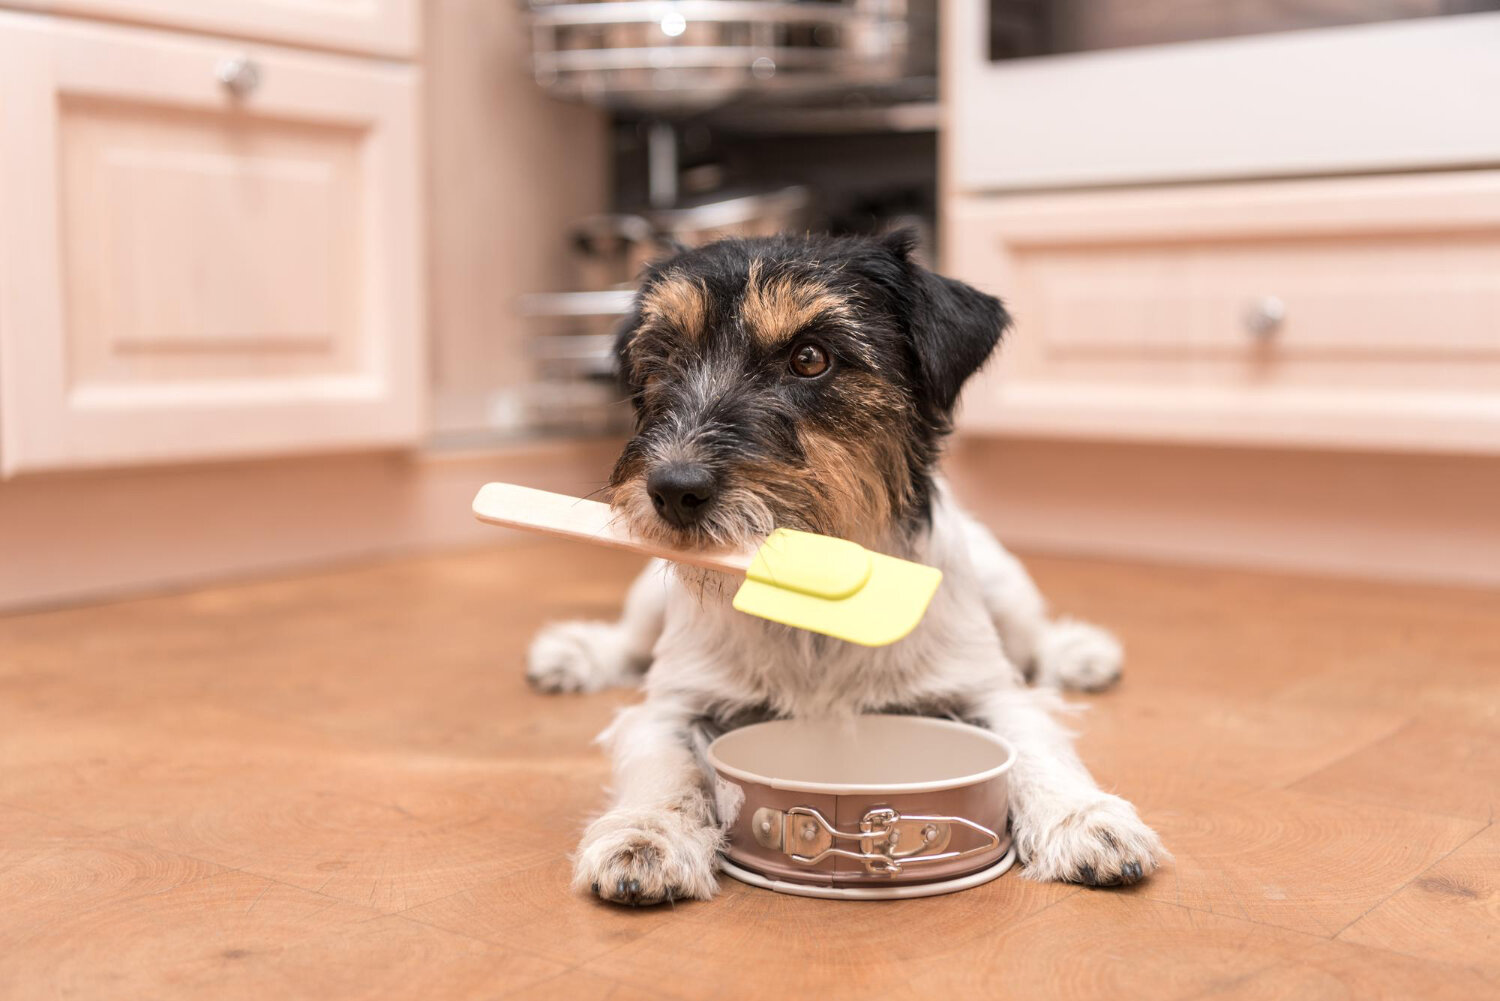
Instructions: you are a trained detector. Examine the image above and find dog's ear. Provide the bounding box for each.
[882,229,1011,413]
[613,240,695,398]
[612,302,645,406]
[613,251,677,405]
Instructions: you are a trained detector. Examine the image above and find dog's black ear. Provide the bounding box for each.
[882,230,1011,413]
[612,302,645,406]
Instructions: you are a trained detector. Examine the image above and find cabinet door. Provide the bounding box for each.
[0,14,424,474]
[0,0,419,58]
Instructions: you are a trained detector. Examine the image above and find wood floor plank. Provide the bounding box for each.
[2,863,565,1001]
[1074,689,1409,811]
[403,855,705,967]
[1280,668,1500,735]
[0,698,611,914]
[1137,787,1482,936]
[1,547,645,761]
[1268,605,1500,736]
[114,752,607,914]
[1024,555,1500,701]
[1190,933,1499,1000]
[900,895,1330,1001]
[0,806,226,938]
[511,969,682,1001]
[1336,823,1500,979]
[1289,721,1500,823]
[579,866,1079,997]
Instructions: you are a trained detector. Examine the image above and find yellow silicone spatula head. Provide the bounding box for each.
[731,529,943,647]
[471,483,942,646]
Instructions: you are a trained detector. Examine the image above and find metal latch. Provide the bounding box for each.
[750,805,999,876]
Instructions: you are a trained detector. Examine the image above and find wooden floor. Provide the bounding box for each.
[2,542,1498,1000]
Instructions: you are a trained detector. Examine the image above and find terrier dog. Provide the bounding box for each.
[528,232,1164,904]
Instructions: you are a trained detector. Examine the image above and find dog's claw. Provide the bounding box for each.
[591,882,600,895]
[606,877,647,904]
[1075,859,1145,886]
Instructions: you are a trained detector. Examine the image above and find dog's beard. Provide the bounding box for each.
[608,475,779,551]
[609,474,803,599]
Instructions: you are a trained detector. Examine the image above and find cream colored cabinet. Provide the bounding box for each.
[947,172,1500,454]
[0,0,419,57]
[0,13,423,474]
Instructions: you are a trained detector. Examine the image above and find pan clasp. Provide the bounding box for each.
[772,805,1000,877]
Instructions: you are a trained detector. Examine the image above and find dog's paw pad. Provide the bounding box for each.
[1035,619,1124,692]
[1019,795,1164,887]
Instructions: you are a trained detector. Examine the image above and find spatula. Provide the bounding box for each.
[472,482,942,647]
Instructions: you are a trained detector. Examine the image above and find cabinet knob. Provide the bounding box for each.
[216,55,262,98]
[1244,295,1286,339]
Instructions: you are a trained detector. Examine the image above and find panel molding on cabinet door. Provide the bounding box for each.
[945,171,1500,455]
[0,0,419,59]
[0,14,424,475]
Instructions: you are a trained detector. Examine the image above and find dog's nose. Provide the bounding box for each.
[647,464,717,527]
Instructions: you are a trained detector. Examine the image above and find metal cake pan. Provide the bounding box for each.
[707,714,1016,899]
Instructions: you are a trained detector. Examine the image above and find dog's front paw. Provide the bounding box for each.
[1016,794,1164,886]
[527,620,640,694]
[1034,619,1124,692]
[573,807,721,906]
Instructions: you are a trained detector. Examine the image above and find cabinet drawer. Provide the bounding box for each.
[0,0,419,58]
[1028,236,1500,360]
[0,14,424,473]
[946,172,1500,454]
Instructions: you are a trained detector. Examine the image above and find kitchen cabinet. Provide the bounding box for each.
[0,13,424,474]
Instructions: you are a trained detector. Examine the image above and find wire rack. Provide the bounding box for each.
[526,0,913,112]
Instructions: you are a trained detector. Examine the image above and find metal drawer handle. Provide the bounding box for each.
[1244,295,1286,339]
[751,805,1000,876]
[216,55,262,98]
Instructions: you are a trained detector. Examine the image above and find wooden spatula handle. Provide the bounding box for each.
[472,482,755,574]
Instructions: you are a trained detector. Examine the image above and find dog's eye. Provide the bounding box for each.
[789,342,830,378]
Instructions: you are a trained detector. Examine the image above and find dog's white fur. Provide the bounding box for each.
[529,482,1162,902]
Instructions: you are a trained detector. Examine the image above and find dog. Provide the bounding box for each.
[527,231,1164,905]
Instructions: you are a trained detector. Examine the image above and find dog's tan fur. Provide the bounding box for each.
[639,271,708,340]
[739,259,853,349]
[794,430,904,548]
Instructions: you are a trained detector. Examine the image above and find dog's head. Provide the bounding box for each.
[607,231,1010,552]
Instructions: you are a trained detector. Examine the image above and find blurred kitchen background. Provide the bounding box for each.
[1,0,1498,610]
